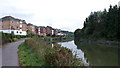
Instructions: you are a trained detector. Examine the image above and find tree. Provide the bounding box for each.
[74,5,119,41]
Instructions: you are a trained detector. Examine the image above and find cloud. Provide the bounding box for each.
[0,0,119,32]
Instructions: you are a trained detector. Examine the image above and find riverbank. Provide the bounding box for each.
[18,37,84,66]
[75,39,119,47]
[39,36,73,43]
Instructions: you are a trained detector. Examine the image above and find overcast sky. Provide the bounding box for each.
[0,0,119,32]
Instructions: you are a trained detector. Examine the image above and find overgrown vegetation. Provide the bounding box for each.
[18,37,84,66]
[74,5,119,41]
[18,43,42,66]
[1,32,33,44]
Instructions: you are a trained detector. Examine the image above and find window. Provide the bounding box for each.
[11,31,14,34]
[17,26,19,29]
[20,32,22,34]
[17,31,18,33]
[2,26,3,28]
[11,26,14,30]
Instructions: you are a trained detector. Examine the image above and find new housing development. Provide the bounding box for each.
[0,16,65,36]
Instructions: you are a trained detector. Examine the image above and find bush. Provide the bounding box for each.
[16,35,21,39]
[45,45,83,66]
[2,38,12,44]
[12,38,17,42]
[19,37,84,66]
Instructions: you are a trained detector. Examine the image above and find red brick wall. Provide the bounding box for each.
[2,20,11,30]
[22,23,27,31]
[46,26,52,35]
[9,20,20,30]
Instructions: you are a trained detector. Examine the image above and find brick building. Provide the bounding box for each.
[40,26,46,36]
[0,16,27,35]
[35,26,46,36]
[53,29,61,36]
[0,16,64,36]
[46,26,52,36]
[0,19,2,30]
[27,23,36,34]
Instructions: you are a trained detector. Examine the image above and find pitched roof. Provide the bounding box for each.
[27,23,33,26]
[2,16,21,22]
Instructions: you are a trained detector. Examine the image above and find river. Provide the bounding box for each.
[58,40,118,66]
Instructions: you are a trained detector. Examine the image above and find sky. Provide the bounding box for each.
[0,0,119,32]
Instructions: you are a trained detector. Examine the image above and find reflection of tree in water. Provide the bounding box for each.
[74,40,118,66]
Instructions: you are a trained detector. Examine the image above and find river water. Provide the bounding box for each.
[58,40,118,66]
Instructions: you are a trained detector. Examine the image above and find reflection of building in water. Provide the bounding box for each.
[58,41,89,66]
[76,49,89,66]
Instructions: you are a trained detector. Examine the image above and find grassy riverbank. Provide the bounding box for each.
[18,37,84,66]
[39,36,73,43]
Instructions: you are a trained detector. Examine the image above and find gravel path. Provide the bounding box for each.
[2,39,26,66]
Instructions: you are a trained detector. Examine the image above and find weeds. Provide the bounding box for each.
[18,37,84,66]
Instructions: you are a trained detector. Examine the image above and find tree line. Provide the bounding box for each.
[74,5,120,41]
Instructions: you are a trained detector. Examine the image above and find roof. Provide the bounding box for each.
[22,20,27,24]
[47,26,52,29]
[2,16,21,22]
[1,16,27,24]
[27,23,33,26]
[40,26,46,28]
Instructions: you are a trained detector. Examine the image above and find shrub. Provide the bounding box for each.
[21,37,84,66]
[12,38,18,42]
[16,35,21,39]
[45,45,83,66]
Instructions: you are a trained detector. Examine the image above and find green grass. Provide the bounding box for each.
[18,42,45,66]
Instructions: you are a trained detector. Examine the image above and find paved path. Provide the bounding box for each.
[2,39,26,66]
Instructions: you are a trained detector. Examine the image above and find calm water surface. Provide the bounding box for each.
[58,40,118,66]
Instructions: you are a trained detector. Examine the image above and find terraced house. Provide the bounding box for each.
[35,26,46,36]
[0,16,63,36]
[27,23,36,34]
[46,26,54,36]
[0,16,27,35]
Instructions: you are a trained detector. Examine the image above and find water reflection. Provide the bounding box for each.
[74,40,118,66]
[58,41,89,66]
[57,40,118,66]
